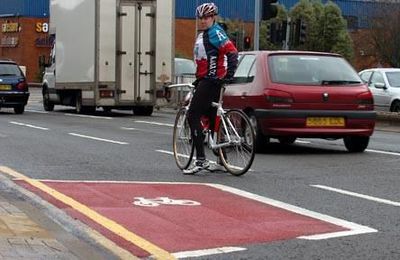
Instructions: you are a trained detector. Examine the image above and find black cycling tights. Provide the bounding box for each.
[188,79,222,160]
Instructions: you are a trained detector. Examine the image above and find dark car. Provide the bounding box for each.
[0,59,29,114]
[223,51,376,152]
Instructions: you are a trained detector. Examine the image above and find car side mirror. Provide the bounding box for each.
[374,82,387,89]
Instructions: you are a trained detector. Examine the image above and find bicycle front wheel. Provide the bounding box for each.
[217,109,255,176]
[172,108,194,170]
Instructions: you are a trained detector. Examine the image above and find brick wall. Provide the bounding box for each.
[0,17,51,83]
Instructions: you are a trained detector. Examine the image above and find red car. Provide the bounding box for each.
[223,51,376,152]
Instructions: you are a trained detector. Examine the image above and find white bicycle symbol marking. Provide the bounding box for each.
[133,197,201,207]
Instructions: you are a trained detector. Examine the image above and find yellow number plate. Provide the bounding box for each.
[306,117,345,127]
[0,84,11,90]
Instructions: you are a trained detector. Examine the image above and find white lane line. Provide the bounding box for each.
[121,127,139,131]
[295,139,311,144]
[366,149,400,156]
[9,121,49,131]
[25,109,49,114]
[134,120,174,127]
[65,113,113,120]
[172,247,246,259]
[295,140,400,156]
[68,133,129,145]
[210,184,377,240]
[311,184,400,207]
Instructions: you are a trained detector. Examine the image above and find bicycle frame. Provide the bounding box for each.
[206,102,243,150]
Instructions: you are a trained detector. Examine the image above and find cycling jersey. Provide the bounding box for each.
[194,23,238,80]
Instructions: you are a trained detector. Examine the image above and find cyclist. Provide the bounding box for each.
[183,2,238,174]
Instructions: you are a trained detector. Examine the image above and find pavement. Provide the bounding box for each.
[0,172,119,260]
[0,87,398,259]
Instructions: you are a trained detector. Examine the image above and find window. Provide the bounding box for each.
[360,71,372,83]
[233,55,256,83]
[369,71,384,88]
[385,71,400,88]
[268,55,361,85]
[0,63,23,77]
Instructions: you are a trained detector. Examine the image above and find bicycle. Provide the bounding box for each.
[171,83,256,176]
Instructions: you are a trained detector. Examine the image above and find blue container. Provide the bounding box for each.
[0,0,48,18]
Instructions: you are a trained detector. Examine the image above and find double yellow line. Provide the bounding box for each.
[0,166,175,260]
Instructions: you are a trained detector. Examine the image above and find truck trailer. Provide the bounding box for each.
[42,0,174,115]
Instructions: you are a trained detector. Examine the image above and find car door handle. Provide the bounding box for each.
[241,92,247,99]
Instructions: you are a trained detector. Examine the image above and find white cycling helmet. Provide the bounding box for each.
[196,2,218,18]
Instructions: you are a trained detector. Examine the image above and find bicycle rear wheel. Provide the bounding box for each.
[173,108,194,170]
[217,109,255,176]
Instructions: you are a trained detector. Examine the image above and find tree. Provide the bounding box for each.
[369,4,400,67]
[258,0,353,61]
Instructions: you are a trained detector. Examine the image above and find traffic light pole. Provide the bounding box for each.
[284,16,290,50]
[254,0,261,50]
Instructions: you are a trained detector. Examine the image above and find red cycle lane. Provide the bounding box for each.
[17,181,356,258]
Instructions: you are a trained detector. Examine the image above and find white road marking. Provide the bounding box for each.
[134,120,174,127]
[311,184,400,207]
[25,109,49,114]
[366,149,400,156]
[172,247,246,258]
[210,184,377,240]
[295,139,311,144]
[295,140,400,156]
[65,113,113,120]
[121,127,139,131]
[29,180,378,241]
[68,133,129,145]
[9,121,49,131]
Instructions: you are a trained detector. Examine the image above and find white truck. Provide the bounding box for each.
[42,0,174,115]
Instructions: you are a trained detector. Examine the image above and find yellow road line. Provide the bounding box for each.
[0,166,175,260]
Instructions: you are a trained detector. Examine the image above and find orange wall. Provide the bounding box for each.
[0,17,51,83]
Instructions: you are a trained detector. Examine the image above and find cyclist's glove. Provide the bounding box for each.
[192,79,200,88]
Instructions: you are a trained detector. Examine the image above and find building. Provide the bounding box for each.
[0,0,50,82]
[0,0,395,82]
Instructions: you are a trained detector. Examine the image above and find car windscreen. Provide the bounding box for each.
[268,55,361,85]
[386,71,400,88]
[0,63,23,77]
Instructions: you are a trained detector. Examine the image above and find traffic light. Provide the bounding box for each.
[244,36,251,50]
[262,0,278,20]
[299,21,307,45]
[294,19,307,47]
[266,22,277,44]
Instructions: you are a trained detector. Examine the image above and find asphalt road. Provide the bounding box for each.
[0,88,399,259]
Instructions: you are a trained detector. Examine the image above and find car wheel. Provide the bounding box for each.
[42,87,54,111]
[278,137,297,145]
[249,113,270,152]
[343,136,369,153]
[14,105,25,114]
[391,101,400,113]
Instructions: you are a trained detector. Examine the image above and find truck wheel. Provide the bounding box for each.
[133,106,153,116]
[75,94,83,114]
[43,87,54,111]
[14,105,25,114]
[343,136,369,153]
